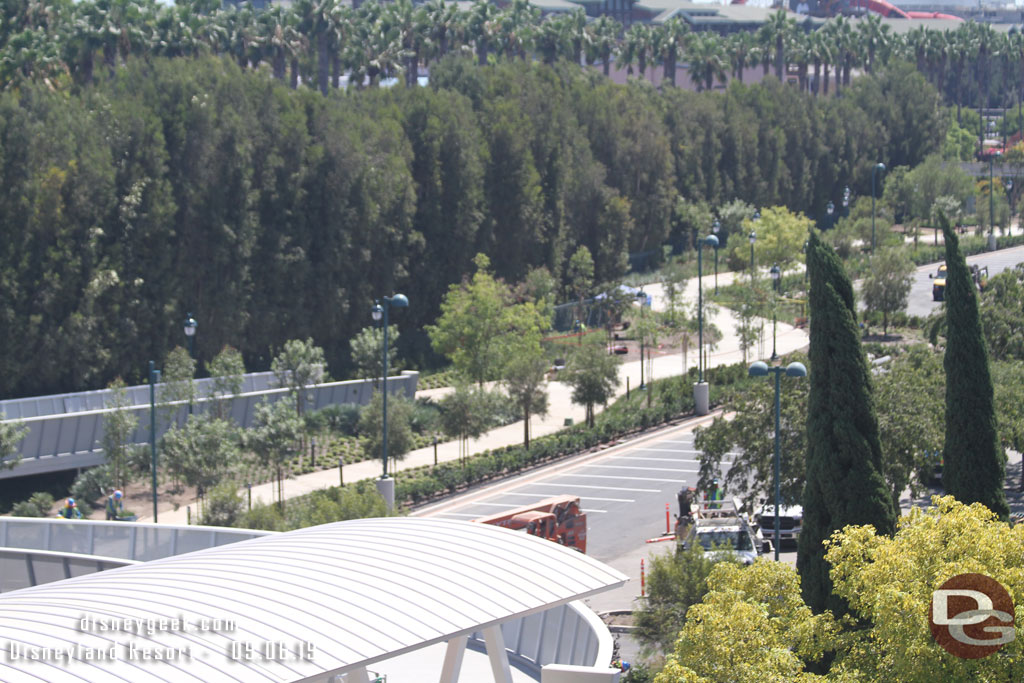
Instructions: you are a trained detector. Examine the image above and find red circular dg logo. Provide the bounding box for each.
[930,573,1016,659]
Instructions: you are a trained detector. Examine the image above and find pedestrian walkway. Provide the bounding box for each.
[140,270,810,525]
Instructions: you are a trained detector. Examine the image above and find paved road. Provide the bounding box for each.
[414,420,732,564]
[905,244,1024,318]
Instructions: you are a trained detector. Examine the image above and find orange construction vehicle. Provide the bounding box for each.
[473,495,587,553]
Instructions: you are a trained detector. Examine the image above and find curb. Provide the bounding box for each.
[599,610,638,634]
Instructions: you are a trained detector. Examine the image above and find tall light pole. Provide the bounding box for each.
[770,264,780,362]
[712,218,721,294]
[748,360,807,561]
[149,361,161,522]
[183,314,197,415]
[871,162,885,255]
[989,150,1002,250]
[371,293,408,511]
[748,230,757,283]
[695,234,718,416]
[635,290,647,389]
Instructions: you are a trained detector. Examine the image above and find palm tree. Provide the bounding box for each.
[465,0,498,66]
[725,28,755,83]
[423,0,460,63]
[687,31,726,92]
[64,1,107,85]
[763,9,795,82]
[808,28,833,96]
[387,0,427,87]
[586,15,620,77]
[658,17,688,87]
[857,13,891,75]
[256,5,301,84]
[621,23,653,81]
[493,0,538,62]
[789,30,812,93]
[565,8,588,65]
[535,15,569,65]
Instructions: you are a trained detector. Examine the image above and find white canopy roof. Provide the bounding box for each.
[0,517,626,682]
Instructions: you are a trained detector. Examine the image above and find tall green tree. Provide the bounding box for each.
[940,219,1008,520]
[860,246,914,335]
[561,343,620,427]
[271,338,327,417]
[207,345,246,420]
[103,378,140,491]
[246,398,302,509]
[797,230,896,615]
[427,253,537,387]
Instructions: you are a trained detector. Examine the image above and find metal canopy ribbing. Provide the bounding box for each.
[0,517,626,683]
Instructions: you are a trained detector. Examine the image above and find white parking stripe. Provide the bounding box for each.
[436,513,480,518]
[471,502,523,508]
[617,456,695,462]
[558,474,684,482]
[585,465,698,472]
[530,483,662,493]
[582,509,607,514]
[504,492,635,503]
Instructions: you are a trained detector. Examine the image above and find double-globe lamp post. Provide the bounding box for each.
[989,150,1002,251]
[769,264,780,362]
[184,314,197,415]
[694,234,719,416]
[149,360,161,521]
[748,360,807,561]
[871,162,886,256]
[371,293,409,511]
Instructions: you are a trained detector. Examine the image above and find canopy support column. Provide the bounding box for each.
[483,625,514,683]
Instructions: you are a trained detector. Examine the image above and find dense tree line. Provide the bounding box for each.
[0,52,939,399]
[3,0,1024,125]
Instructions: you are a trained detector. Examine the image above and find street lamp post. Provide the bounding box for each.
[635,291,646,389]
[748,360,807,561]
[371,293,408,510]
[1007,178,1014,224]
[770,264,780,361]
[695,234,719,416]
[749,230,757,283]
[712,218,721,295]
[989,151,1002,250]
[871,163,886,255]
[183,314,197,415]
[148,361,161,522]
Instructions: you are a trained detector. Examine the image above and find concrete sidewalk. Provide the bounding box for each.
[140,270,810,525]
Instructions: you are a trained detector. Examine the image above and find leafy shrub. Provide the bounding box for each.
[315,404,362,437]
[10,492,55,517]
[69,465,117,513]
[409,398,441,435]
[201,482,244,527]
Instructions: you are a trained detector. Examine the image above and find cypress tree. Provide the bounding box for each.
[797,231,897,614]
[940,220,1008,519]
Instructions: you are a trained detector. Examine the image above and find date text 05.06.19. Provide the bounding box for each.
[227,641,316,662]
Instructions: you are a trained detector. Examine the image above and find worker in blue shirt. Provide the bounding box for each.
[57,498,82,519]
